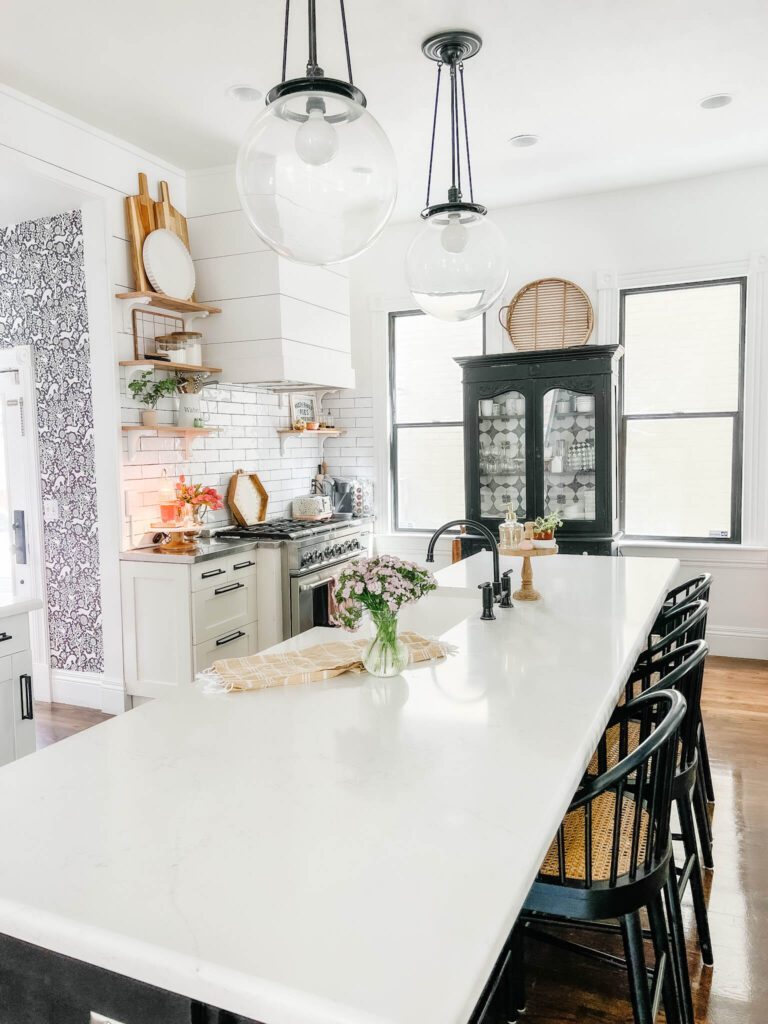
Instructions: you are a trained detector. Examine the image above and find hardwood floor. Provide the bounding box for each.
[522,656,768,1023]
[33,701,111,749]
[30,659,768,1023]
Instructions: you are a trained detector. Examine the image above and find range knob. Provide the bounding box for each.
[300,552,310,568]
[333,544,342,557]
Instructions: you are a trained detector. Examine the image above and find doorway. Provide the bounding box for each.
[0,347,49,699]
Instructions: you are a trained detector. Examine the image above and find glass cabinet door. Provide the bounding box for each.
[477,390,527,521]
[541,386,597,523]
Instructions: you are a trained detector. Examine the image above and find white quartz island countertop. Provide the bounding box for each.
[0,594,42,619]
[0,554,678,1024]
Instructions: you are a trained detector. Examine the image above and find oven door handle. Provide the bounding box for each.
[299,578,334,593]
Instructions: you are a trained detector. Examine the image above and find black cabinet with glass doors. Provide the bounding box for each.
[455,345,623,555]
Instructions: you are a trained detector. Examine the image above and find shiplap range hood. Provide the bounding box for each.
[188,208,355,390]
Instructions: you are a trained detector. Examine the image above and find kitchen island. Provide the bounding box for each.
[0,553,678,1024]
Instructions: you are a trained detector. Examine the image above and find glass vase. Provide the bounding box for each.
[363,612,409,678]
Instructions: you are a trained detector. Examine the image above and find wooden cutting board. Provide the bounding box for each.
[124,172,156,292]
[154,181,195,300]
[227,470,269,527]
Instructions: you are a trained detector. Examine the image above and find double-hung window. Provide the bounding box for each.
[389,311,484,531]
[620,278,745,542]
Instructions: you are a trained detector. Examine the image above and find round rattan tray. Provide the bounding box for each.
[499,278,594,352]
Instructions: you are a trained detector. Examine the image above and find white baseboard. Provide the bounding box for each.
[706,626,768,660]
[32,660,51,703]
[50,670,128,714]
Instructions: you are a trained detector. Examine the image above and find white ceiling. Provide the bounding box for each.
[2,0,767,216]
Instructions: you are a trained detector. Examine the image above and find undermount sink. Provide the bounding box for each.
[397,588,481,637]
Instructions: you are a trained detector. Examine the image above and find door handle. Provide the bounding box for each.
[215,630,246,647]
[201,567,226,579]
[213,581,244,595]
[233,560,255,570]
[19,674,33,720]
[299,578,332,593]
[12,510,26,565]
[0,632,11,643]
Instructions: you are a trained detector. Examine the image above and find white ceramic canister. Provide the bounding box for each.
[175,394,207,427]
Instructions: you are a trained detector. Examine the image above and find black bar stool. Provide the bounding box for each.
[654,574,715,804]
[509,689,689,1024]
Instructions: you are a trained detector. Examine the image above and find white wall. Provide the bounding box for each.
[0,83,187,711]
[349,164,768,658]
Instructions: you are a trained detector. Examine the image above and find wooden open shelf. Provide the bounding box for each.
[121,424,218,461]
[120,358,222,375]
[116,291,222,315]
[276,428,346,457]
[122,425,216,434]
[276,429,346,437]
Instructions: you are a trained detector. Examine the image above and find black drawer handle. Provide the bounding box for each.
[234,560,255,570]
[214,581,244,596]
[216,630,246,647]
[201,567,226,579]
[20,674,33,720]
[0,632,12,643]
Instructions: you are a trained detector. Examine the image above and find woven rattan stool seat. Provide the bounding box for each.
[539,790,649,882]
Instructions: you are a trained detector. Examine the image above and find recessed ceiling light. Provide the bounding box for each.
[699,93,733,110]
[509,134,539,148]
[227,84,262,103]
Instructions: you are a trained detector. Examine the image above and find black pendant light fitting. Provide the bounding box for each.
[266,0,366,117]
[421,30,486,223]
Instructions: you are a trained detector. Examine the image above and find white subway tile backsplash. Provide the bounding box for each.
[121,378,378,547]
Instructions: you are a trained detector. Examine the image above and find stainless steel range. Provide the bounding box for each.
[217,517,372,637]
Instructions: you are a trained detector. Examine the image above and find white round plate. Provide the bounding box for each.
[143,229,196,300]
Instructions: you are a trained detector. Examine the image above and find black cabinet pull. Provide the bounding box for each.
[216,630,246,647]
[201,567,226,579]
[19,674,33,720]
[214,582,244,596]
[0,632,11,643]
[233,560,255,570]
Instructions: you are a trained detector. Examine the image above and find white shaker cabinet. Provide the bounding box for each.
[121,545,281,699]
[0,613,36,766]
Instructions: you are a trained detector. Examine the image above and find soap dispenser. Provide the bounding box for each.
[499,505,517,550]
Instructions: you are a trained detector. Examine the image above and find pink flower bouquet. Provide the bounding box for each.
[332,555,437,676]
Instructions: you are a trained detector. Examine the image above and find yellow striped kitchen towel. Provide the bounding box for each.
[199,631,447,693]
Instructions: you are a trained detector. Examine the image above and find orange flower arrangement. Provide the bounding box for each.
[175,475,224,520]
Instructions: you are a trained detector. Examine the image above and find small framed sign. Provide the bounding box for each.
[289,393,318,424]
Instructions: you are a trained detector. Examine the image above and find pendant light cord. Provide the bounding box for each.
[281,0,291,81]
[339,0,354,84]
[425,62,443,208]
[459,62,475,203]
[282,0,355,85]
[307,0,318,72]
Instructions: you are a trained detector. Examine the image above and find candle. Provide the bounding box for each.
[158,470,177,523]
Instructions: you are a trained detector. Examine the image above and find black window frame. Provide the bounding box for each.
[389,309,486,533]
[618,277,746,544]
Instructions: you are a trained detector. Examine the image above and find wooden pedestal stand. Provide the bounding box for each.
[498,545,558,601]
[151,522,203,554]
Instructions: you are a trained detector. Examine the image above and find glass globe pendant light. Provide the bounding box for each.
[236,0,397,265]
[405,31,508,321]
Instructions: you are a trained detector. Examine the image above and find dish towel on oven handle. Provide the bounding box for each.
[198,631,448,693]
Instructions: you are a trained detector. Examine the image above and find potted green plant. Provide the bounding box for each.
[128,370,179,427]
[532,512,563,548]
